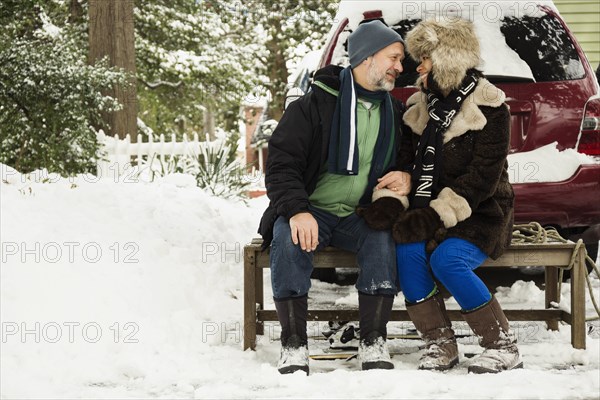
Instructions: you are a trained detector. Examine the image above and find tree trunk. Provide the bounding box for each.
[68,0,84,24]
[88,0,137,139]
[265,16,288,122]
[204,105,216,140]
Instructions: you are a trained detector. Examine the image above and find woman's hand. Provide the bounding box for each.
[375,171,411,195]
[356,197,406,230]
[392,207,444,245]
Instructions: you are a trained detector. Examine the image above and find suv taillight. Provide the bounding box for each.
[578,97,600,156]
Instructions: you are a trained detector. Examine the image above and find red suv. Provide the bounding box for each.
[314,2,600,259]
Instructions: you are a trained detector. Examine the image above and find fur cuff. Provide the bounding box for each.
[430,187,471,228]
[372,188,409,209]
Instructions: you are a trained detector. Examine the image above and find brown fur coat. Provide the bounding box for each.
[396,78,514,259]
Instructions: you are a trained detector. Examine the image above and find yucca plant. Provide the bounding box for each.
[192,139,250,200]
[142,137,251,200]
[147,154,187,182]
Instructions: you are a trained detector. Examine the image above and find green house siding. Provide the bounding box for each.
[554,0,600,68]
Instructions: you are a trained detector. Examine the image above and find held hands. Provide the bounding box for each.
[356,197,406,230]
[357,170,411,230]
[392,207,446,252]
[375,171,411,194]
[289,212,319,252]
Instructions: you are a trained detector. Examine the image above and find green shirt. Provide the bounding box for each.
[309,82,382,217]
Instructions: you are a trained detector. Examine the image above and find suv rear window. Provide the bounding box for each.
[331,9,584,85]
[501,14,584,81]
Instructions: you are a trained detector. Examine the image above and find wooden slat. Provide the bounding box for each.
[255,266,264,336]
[567,21,600,32]
[562,311,572,325]
[257,309,563,322]
[243,246,257,350]
[561,13,600,23]
[249,240,578,269]
[571,248,587,349]
[545,266,560,331]
[484,246,574,268]
[555,0,600,5]
[571,32,600,46]
[556,4,600,14]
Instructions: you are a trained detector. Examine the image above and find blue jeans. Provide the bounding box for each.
[396,238,491,310]
[270,206,398,299]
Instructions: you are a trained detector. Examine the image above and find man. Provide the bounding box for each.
[258,20,411,374]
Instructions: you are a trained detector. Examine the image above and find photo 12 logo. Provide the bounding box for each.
[2,321,140,344]
[200,242,241,263]
[1,241,140,264]
[400,2,544,22]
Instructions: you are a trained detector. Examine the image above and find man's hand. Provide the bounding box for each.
[289,212,319,252]
[375,171,411,195]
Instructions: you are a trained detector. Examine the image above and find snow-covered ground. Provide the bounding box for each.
[1,164,599,399]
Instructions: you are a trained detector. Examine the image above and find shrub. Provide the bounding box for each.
[0,37,129,175]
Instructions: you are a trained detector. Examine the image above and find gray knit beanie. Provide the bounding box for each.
[348,20,405,68]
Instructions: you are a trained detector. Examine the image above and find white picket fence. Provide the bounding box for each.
[96,130,226,179]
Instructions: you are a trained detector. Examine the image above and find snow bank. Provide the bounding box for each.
[1,165,269,397]
[1,163,598,398]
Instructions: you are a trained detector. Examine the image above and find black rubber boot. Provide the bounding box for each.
[358,292,395,370]
[274,295,309,375]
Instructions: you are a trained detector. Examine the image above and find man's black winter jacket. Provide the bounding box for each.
[258,65,405,249]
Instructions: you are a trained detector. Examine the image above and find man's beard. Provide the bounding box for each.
[367,59,396,91]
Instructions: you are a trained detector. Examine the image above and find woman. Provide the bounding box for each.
[359,18,521,374]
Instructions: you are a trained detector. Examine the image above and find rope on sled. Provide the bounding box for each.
[512,222,600,321]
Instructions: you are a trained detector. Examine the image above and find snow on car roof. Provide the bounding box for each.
[329,1,561,80]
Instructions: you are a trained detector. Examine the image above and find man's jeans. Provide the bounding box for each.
[270,206,398,299]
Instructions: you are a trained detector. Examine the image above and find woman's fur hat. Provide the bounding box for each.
[406,18,480,92]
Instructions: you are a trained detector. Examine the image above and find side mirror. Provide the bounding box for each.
[284,87,305,110]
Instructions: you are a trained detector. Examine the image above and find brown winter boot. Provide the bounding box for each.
[406,292,459,371]
[462,296,523,374]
